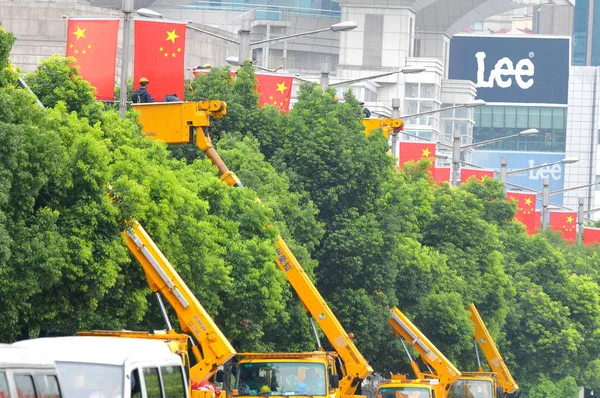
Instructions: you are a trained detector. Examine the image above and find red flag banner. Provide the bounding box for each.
[134,19,187,101]
[66,18,119,101]
[398,142,436,171]
[549,211,577,241]
[584,227,600,245]
[460,168,495,183]
[506,191,536,235]
[256,73,293,111]
[433,167,451,184]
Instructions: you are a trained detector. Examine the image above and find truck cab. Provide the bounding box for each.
[448,373,503,398]
[231,352,339,398]
[377,377,436,398]
[13,336,189,398]
[1,344,63,398]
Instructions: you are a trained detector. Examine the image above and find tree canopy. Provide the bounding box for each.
[3,29,600,396]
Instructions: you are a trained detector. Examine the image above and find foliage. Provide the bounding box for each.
[5,34,600,397]
[24,55,103,124]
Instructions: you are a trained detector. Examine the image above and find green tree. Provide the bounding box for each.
[24,55,103,124]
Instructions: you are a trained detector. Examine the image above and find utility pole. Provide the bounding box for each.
[541,177,549,229]
[320,63,330,93]
[500,157,508,183]
[577,197,585,245]
[451,130,461,187]
[119,0,134,118]
[238,19,251,65]
[390,98,401,159]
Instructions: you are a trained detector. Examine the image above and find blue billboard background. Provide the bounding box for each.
[448,35,570,104]
[471,150,566,206]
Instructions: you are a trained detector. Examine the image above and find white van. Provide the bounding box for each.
[13,336,189,398]
[0,343,63,397]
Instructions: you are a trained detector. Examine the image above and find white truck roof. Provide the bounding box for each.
[13,336,181,366]
[0,344,57,368]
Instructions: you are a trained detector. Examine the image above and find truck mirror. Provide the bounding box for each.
[216,370,224,383]
[330,374,340,389]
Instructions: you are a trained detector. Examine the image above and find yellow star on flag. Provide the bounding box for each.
[172,53,176,57]
[166,29,179,44]
[566,216,574,223]
[69,44,74,49]
[524,198,532,206]
[74,49,79,54]
[159,46,164,51]
[276,81,288,94]
[422,148,431,158]
[82,50,86,54]
[177,48,181,52]
[73,26,87,40]
[87,44,92,49]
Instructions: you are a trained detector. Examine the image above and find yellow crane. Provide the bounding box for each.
[377,307,461,398]
[448,304,518,398]
[133,101,374,398]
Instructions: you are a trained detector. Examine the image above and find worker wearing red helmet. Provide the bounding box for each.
[132,77,155,103]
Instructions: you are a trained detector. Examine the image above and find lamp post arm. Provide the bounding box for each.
[400,104,463,120]
[250,27,331,47]
[506,161,561,176]
[329,71,403,87]
[187,24,240,45]
[459,132,522,150]
[548,181,600,196]
[505,182,540,193]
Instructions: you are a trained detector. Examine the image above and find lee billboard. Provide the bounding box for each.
[448,35,570,105]
[471,150,566,205]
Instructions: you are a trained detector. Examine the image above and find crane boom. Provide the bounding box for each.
[467,304,518,394]
[388,307,460,397]
[133,101,373,397]
[123,220,237,384]
[275,238,373,395]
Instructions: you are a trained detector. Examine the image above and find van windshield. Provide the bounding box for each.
[378,387,432,398]
[237,362,326,396]
[56,362,123,398]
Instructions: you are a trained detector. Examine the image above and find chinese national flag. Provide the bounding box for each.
[66,18,119,101]
[506,191,536,235]
[399,142,436,170]
[433,167,451,184]
[256,73,293,111]
[584,227,600,245]
[549,211,577,241]
[460,168,494,183]
[134,19,187,101]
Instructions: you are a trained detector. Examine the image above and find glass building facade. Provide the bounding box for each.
[473,105,567,152]
[572,0,600,66]
[186,0,341,19]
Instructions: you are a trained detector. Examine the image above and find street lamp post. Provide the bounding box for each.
[452,130,461,187]
[542,177,550,229]
[501,157,579,183]
[390,98,401,158]
[119,0,134,118]
[578,198,585,244]
[319,66,426,92]
[137,8,357,68]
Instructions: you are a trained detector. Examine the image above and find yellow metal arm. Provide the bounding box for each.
[135,102,373,396]
[123,221,236,384]
[362,118,404,139]
[388,307,461,397]
[468,304,518,394]
[275,238,373,395]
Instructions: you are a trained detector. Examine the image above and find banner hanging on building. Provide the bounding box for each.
[134,19,187,101]
[66,18,120,101]
[398,142,436,170]
[460,167,495,183]
[448,35,570,104]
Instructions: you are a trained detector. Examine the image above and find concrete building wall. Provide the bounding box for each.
[564,66,600,213]
[1,1,238,83]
